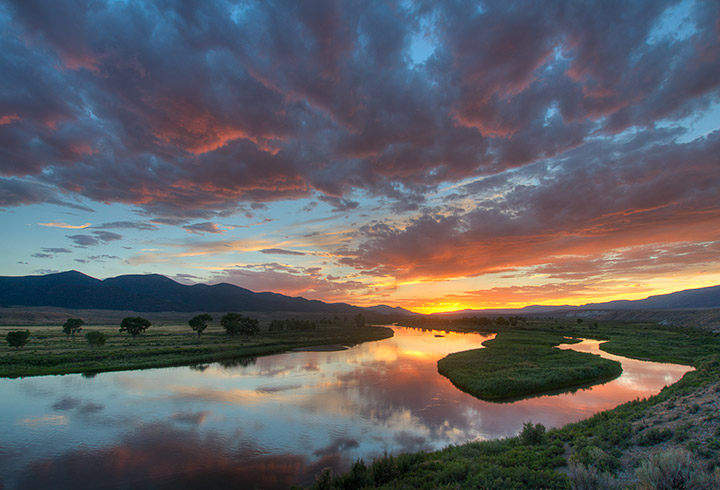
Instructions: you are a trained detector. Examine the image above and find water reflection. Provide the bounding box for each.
[0,327,692,489]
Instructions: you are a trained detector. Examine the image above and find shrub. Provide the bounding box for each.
[636,448,715,489]
[85,331,106,349]
[6,330,30,350]
[520,422,547,445]
[568,462,617,490]
[371,452,399,485]
[636,427,674,446]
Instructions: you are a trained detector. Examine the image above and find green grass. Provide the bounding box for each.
[437,329,623,401]
[306,320,720,489]
[0,323,393,377]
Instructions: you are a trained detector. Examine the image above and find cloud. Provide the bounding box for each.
[211,264,366,301]
[93,221,158,231]
[259,248,306,256]
[182,222,224,235]
[0,0,715,221]
[42,247,72,253]
[38,221,91,229]
[339,131,720,282]
[67,230,123,247]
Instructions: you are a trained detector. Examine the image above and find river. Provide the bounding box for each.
[0,327,692,489]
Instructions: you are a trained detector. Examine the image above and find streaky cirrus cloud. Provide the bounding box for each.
[38,221,91,229]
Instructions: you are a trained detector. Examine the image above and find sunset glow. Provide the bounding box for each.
[1,1,719,311]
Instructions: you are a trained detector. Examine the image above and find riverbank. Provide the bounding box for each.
[0,324,394,377]
[308,320,720,489]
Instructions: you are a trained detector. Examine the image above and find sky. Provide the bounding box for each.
[1,0,719,313]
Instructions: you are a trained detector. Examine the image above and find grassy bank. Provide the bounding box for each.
[437,330,623,401]
[307,320,720,489]
[0,324,393,377]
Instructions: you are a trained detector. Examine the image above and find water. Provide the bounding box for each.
[0,327,692,489]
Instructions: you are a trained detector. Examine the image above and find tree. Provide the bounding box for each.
[221,313,259,336]
[119,317,151,338]
[188,313,212,338]
[62,318,84,340]
[354,313,366,328]
[85,331,106,349]
[6,330,30,350]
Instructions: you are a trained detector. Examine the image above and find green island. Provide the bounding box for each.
[307,320,720,489]
[0,320,393,378]
[437,330,622,401]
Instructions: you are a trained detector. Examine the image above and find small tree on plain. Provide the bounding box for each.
[62,318,84,340]
[188,313,212,339]
[85,331,106,349]
[119,317,151,339]
[6,330,30,350]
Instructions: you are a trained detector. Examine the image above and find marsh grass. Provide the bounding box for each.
[0,323,393,377]
[437,329,623,401]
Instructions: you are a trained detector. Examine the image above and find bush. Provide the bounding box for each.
[636,427,674,446]
[520,422,547,445]
[6,330,30,350]
[85,331,106,349]
[371,452,399,485]
[568,461,617,490]
[636,448,715,489]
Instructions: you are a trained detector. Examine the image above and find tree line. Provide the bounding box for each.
[5,312,264,350]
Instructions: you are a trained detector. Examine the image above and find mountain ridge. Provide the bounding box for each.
[1,271,718,315]
[0,270,364,314]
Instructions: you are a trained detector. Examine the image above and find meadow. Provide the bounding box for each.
[0,319,393,377]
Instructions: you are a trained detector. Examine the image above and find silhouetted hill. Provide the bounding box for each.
[364,305,418,316]
[581,285,720,310]
[0,271,364,314]
[432,285,720,316]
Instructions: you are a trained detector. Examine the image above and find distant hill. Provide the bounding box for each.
[0,271,367,314]
[581,285,720,310]
[432,285,720,316]
[364,304,418,316]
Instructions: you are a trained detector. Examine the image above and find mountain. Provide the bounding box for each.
[0,271,364,314]
[580,285,720,310]
[363,304,419,316]
[431,285,720,316]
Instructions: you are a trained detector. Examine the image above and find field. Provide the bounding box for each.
[0,319,393,377]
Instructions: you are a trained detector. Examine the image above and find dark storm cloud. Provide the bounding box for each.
[0,0,717,233]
